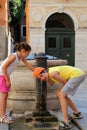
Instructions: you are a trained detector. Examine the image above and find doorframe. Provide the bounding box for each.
[43,10,78,29]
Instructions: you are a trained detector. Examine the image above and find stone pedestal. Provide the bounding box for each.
[7,59,67,113]
[7,61,36,113]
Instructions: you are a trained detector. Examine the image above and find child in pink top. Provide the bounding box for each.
[0,42,34,124]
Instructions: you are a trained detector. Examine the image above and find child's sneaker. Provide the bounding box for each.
[71,112,83,119]
[59,121,72,130]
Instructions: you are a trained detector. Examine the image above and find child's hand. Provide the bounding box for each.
[6,79,11,88]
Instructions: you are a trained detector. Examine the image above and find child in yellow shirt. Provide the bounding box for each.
[33,65,85,130]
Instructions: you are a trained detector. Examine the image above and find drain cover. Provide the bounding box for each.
[34,123,52,128]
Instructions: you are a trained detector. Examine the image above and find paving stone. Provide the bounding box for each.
[71,113,87,130]
[0,123,9,130]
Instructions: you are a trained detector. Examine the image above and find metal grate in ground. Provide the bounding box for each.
[34,122,52,128]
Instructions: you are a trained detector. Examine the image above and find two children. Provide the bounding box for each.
[33,66,85,130]
[0,42,34,124]
[0,42,85,128]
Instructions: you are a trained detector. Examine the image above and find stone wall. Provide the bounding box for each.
[75,29,87,72]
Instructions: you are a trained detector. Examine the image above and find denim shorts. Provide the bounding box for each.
[62,75,85,96]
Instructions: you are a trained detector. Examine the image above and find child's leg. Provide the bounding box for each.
[66,96,83,119]
[0,92,14,124]
[0,92,8,117]
[57,92,82,121]
[66,96,79,113]
[57,91,69,123]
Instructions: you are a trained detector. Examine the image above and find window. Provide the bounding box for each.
[63,37,71,48]
[48,38,56,48]
[21,25,26,38]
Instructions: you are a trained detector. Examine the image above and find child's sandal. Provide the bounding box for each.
[59,121,72,130]
[0,115,14,124]
[71,112,83,119]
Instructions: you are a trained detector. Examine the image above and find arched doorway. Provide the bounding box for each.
[45,12,75,66]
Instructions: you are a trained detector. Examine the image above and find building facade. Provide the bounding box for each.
[29,0,87,72]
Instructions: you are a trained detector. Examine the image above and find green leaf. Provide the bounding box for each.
[8,0,24,26]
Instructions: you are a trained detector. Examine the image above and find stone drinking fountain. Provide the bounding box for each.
[6,52,68,129]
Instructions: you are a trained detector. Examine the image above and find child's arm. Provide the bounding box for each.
[22,58,34,71]
[2,55,16,87]
[47,78,54,86]
[50,71,67,85]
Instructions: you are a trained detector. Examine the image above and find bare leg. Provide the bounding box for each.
[56,87,79,114]
[66,96,79,113]
[57,91,79,123]
[58,91,69,123]
[0,92,8,117]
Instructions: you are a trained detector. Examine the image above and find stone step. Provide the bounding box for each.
[11,117,80,130]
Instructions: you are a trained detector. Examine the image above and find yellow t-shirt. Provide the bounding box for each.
[48,65,85,84]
